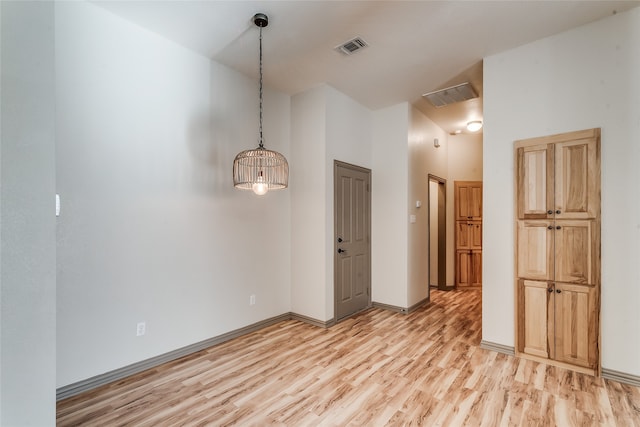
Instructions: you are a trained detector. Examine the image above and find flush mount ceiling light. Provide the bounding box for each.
[233,13,288,196]
[466,120,483,132]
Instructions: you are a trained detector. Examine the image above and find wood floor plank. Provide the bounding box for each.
[57,289,640,426]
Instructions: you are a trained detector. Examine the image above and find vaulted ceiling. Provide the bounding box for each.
[93,1,639,134]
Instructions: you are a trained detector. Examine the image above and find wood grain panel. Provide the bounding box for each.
[517,220,553,281]
[456,250,471,287]
[469,186,482,218]
[520,279,551,358]
[516,144,553,219]
[470,221,482,249]
[555,220,593,285]
[455,181,482,220]
[456,222,470,249]
[555,136,600,219]
[470,250,482,287]
[554,283,598,369]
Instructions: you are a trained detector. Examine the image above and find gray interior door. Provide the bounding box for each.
[335,161,371,321]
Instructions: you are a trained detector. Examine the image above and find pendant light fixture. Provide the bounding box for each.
[233,13,288,195]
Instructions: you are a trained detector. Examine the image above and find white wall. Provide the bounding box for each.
[372,104,409,307]
[291,84,371,321]
[484,7,640,375]
[291,86,327,321]
[447,134,483,180]
[408,108,449,305]
[1,1,56,424]
[56,2,291,387]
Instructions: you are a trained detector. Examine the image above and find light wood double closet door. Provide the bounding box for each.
[455,181,482,288]
[515,128,600,373]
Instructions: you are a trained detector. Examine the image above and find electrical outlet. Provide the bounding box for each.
[136,322,146,336]
[249,294,256,306]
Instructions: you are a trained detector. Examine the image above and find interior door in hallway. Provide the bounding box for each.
[429,175,447,290]
[454,181,483,288]
[335,161,371,322]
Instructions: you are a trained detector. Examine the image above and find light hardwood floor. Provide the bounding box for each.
[57,289,640,426]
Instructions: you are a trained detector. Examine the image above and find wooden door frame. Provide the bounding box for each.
[333,160,372,322]
[428,174,448,291]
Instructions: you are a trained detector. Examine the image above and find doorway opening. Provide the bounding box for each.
[428,174,447,291]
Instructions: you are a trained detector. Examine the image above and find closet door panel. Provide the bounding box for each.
[555,138,599,219]
[517,221,553,281]
[518,279,551,358]
[470,221,482,249]
[470,250,482,287]
[516,144,554,220]
[468,186,483,219]
[456,222,470,249]
[554,283,598,369]
[554,220,593,285]
[456,250,471,287]
[455,182,482,220]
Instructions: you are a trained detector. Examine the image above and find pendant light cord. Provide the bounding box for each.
[258,25,264,149]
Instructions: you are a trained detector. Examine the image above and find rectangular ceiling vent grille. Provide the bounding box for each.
[335,37,368,56]
[422,82,478,107]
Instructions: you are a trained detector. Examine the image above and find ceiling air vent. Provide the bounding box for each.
[422,82,478,108]
[335,37,368,56]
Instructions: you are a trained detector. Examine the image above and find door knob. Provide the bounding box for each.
[547,225,553,230]
[337,248,346,254]
[547,210,553,215]
[556,289,562,293]
[337,237,343,243]
[548,288,554,293]
[556,226,562,230]
[556,210,561,214]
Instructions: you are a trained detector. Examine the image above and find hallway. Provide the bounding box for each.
[58,289,640,425]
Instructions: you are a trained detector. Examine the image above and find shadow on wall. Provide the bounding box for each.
[189,113,227,196]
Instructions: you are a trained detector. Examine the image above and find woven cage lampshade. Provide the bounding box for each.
[232,13,288,195]
[233,147,288,193]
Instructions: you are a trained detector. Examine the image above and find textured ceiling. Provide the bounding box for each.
[93,1,639,134]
